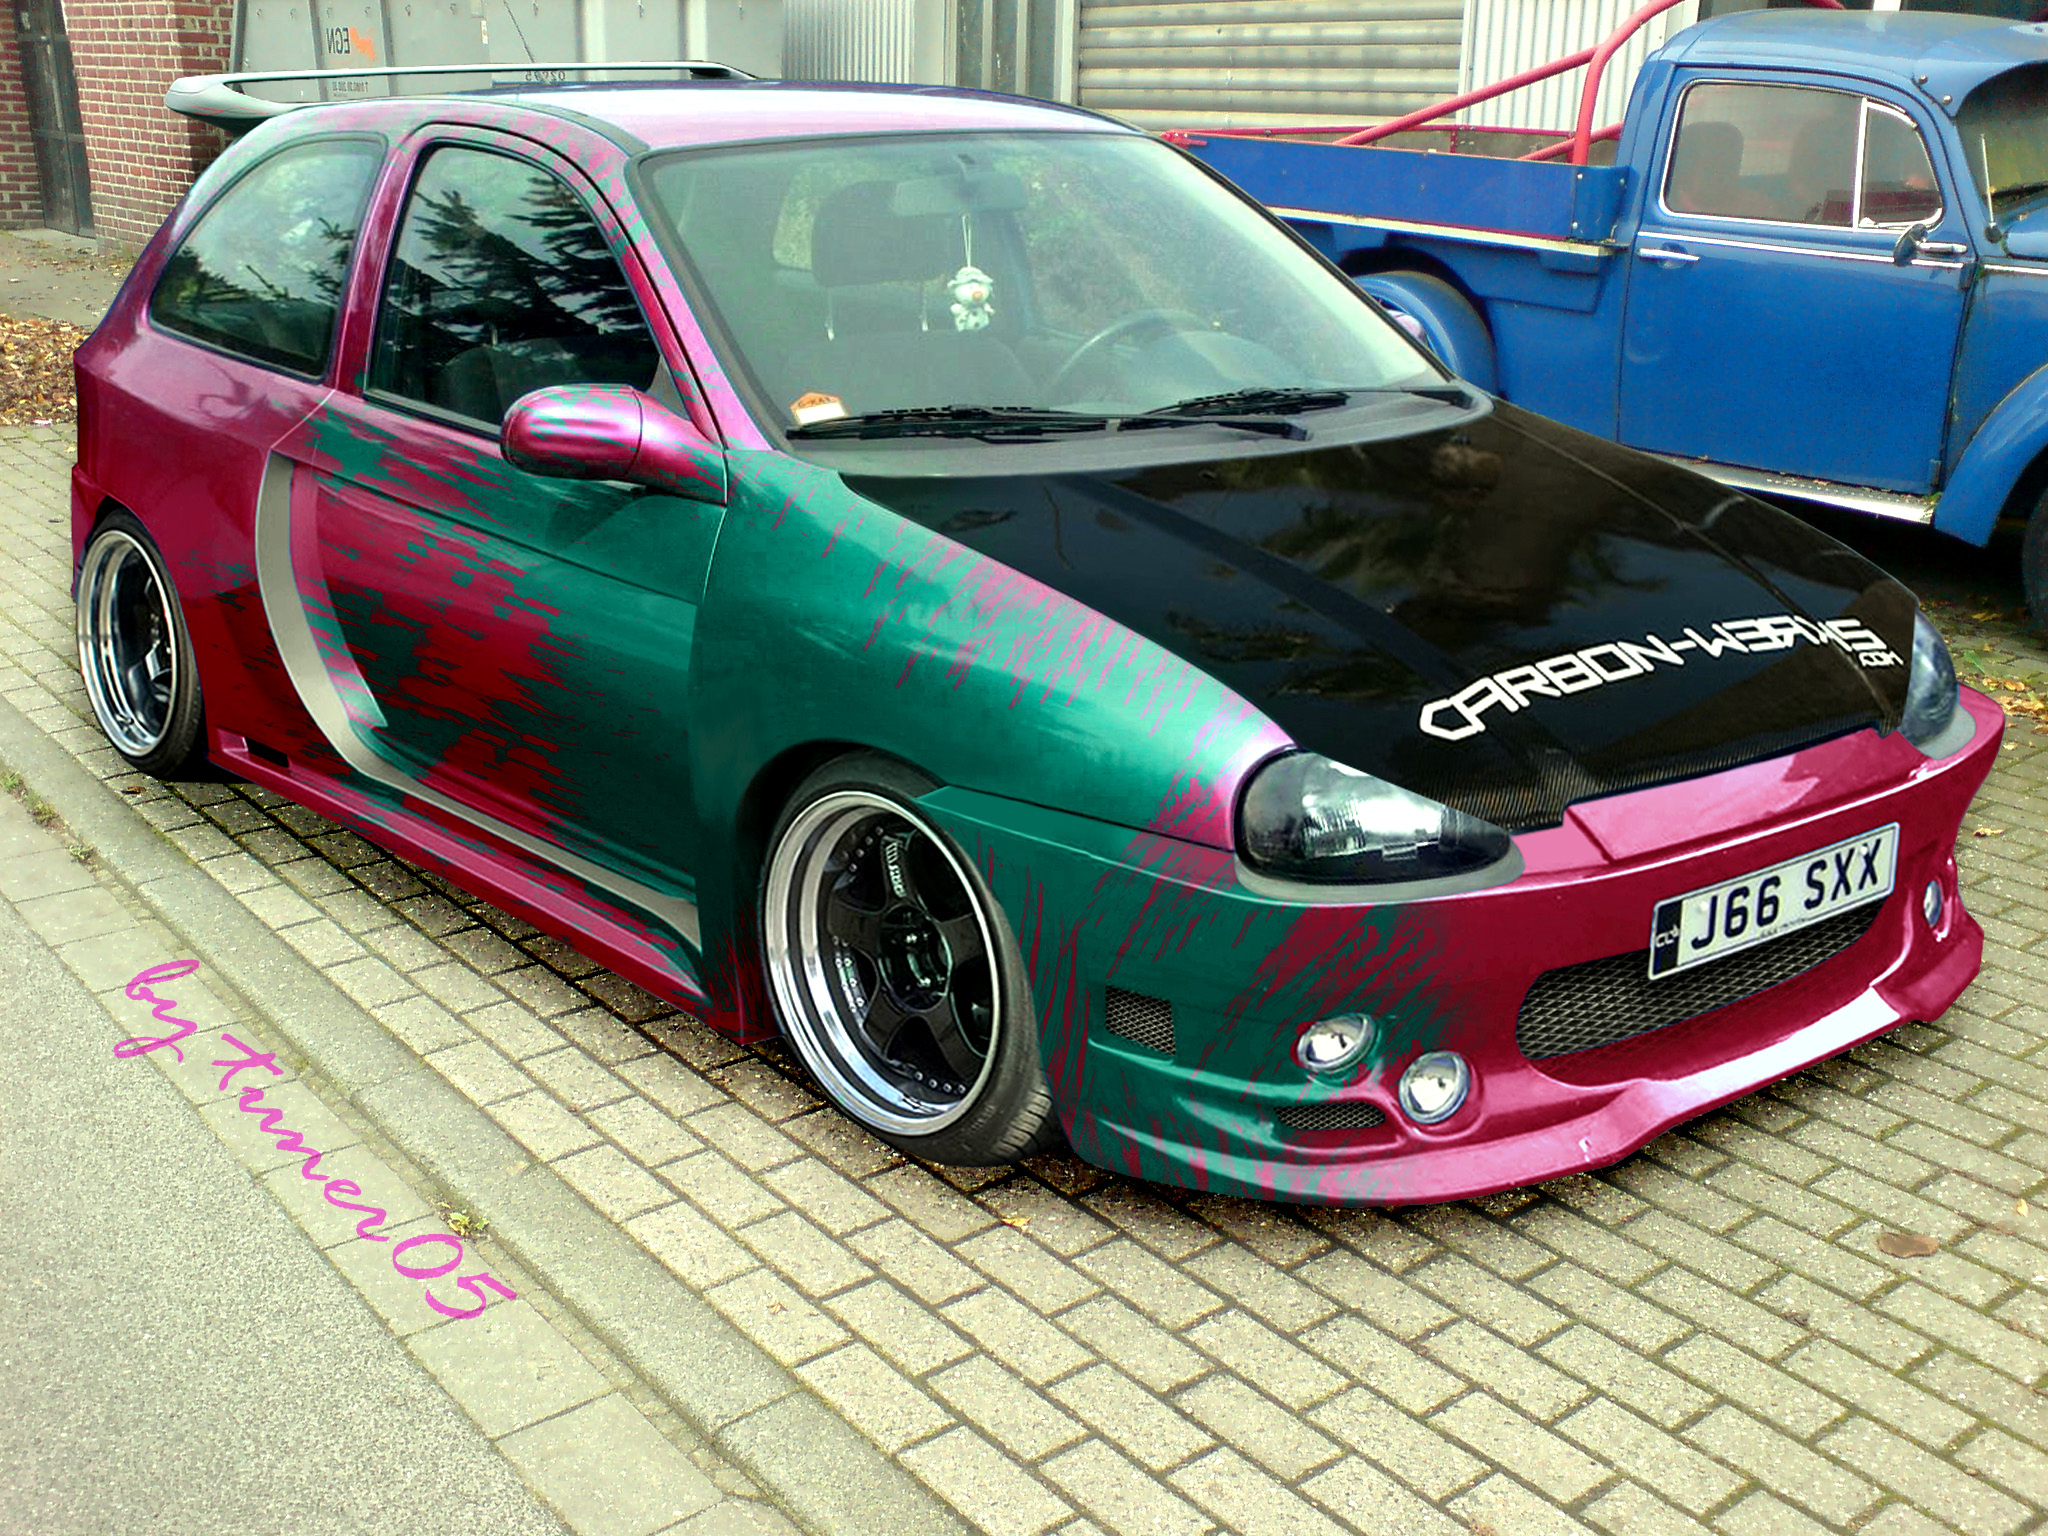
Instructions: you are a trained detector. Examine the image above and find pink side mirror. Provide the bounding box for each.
[501,385,726,505]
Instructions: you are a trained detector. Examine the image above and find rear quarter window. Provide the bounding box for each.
[149,138,384,376]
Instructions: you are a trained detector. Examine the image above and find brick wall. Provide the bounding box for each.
[67,0,236,250]
[0,8,47,229]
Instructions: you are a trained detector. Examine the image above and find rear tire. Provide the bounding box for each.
[2025,490,2048,636]
[759,754,1057,1166]
[75,510,207,777]
[1350,269,1499,394]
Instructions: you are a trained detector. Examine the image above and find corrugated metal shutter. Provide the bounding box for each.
[786,0,923,82]
[1459,0,1700,134]
[1077,0,1466,131]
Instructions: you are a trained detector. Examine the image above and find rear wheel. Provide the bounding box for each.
[759,755,1056,1165]
[2025,489,2048,636]
[75,511,207,776]
[1350,269,1498,394]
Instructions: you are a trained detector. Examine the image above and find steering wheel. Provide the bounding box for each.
[1045,308,1207,399]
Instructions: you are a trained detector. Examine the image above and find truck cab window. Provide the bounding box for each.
[1859,103,1941,228]
[1665,82,1859,226]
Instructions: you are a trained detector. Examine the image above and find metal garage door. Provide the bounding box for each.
[1076,0,1466,131]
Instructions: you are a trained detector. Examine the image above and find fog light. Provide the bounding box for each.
[1922,879,1944,930]
[1295,1014,1374,1075]
[1398,1051,1471,1124]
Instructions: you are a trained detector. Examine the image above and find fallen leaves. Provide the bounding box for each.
[0,312,86,425]
[1972,826,2008,838]
[1877,1230,1940,1259]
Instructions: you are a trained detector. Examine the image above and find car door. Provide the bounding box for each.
[1618,76,1969,495]
[279,130,724,901]
[89,135,386,758]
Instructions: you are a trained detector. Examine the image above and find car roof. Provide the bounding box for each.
[1662,12,2048,114]
[503,80,1124,149]
[244,79,1128,156]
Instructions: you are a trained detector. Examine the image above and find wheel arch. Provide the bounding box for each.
[1340,256,1500,393]
[1936,361,2048,547]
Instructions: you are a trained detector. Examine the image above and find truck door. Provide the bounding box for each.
[1618,78,1969,495]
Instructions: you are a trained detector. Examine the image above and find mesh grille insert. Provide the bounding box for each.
[1276,1100,1388,1131]
[1517,899,1885,1062]
[1105,987,1175,1054]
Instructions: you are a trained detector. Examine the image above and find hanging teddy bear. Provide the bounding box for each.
[949,265,995,332]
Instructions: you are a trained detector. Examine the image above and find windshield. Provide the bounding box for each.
[1958,65,2048,215]
[640,131,1437,431]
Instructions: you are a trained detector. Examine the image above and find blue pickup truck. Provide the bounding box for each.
[1172,10,2048,630]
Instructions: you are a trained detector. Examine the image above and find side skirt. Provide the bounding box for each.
[212,729,728,1033]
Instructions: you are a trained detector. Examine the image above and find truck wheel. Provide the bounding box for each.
[1351,270,1499,394]
[2026,491,2048,635]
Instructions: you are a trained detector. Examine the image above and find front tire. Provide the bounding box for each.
[76,511,207,777]
[759,755,1056,1165]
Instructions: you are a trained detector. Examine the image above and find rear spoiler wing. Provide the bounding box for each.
[166,62,757,134]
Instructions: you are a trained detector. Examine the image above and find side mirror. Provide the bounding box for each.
[501,385,726,505]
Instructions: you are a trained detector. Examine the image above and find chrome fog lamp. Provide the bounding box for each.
[1295,1013,1374,1075]
[1922,878,1944,930]
[1398,1051,1471,1125]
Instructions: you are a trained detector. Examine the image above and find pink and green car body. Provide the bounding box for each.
[71,80,2001,1205]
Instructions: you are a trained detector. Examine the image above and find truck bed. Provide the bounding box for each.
[1182,134,1631,247]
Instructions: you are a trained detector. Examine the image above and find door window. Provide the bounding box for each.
[1663,83,1862,226]
[370,146,660,426]
[149,139,382,374]
[1859,102,1942,228]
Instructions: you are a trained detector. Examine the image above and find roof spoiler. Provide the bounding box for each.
[165,61,757,134]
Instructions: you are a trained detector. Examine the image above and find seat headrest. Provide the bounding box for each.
[810,181,964,289]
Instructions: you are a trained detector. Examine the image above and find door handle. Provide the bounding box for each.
[1638,245,1700,265]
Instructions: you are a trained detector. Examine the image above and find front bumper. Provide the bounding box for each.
[926,687,2003,1205]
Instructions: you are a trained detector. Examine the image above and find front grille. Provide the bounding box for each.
[1516,899,1884,1062]
[1105,987,1175,1054]
[1277,1101,1388,1132]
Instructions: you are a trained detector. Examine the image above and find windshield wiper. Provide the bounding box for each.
[1137,382,1475,427]
[788,405,1116,441]
[1142,386,1357,418]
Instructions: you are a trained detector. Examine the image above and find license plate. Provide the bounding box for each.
[1648,824,1897,979]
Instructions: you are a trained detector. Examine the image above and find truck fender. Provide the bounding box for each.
[1934,360,2048,548]
[1350,270,1499,394]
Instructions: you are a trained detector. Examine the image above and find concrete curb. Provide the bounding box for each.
[0,686,970,1536]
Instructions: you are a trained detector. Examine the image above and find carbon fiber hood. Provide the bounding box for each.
[845,402,1916,833]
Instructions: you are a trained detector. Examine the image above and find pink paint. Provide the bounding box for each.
[113,959,205,1060]
[234,1086,331,1181]
[320,1179,394,1242]
[116,961,518,1308]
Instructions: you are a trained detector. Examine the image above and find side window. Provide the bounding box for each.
[149,139,382,375]
[1859,103,1942,228]
[370,146,660,426]
[1664,82,1859,226]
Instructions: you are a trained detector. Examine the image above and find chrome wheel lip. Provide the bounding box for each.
[764,788,1001,1138]
[76,530,179,761]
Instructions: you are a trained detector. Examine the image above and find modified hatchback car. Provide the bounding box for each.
[71,65,2001,1204]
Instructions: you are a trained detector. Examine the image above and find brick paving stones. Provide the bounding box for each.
[5,420,2048,1534]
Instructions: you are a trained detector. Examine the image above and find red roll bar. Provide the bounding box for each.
[1332,0,1843,164]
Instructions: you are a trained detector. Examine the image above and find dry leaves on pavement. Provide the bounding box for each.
[1877,1230,1940,1258]
[0,313,86,425]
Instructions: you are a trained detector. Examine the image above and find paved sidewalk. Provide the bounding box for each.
[0,831,575,1536]
[6,370,2048,1529]
[0,739,806,1536]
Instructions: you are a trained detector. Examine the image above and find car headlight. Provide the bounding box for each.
[1239,752,1513,884]
[1900,611,1958,750]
